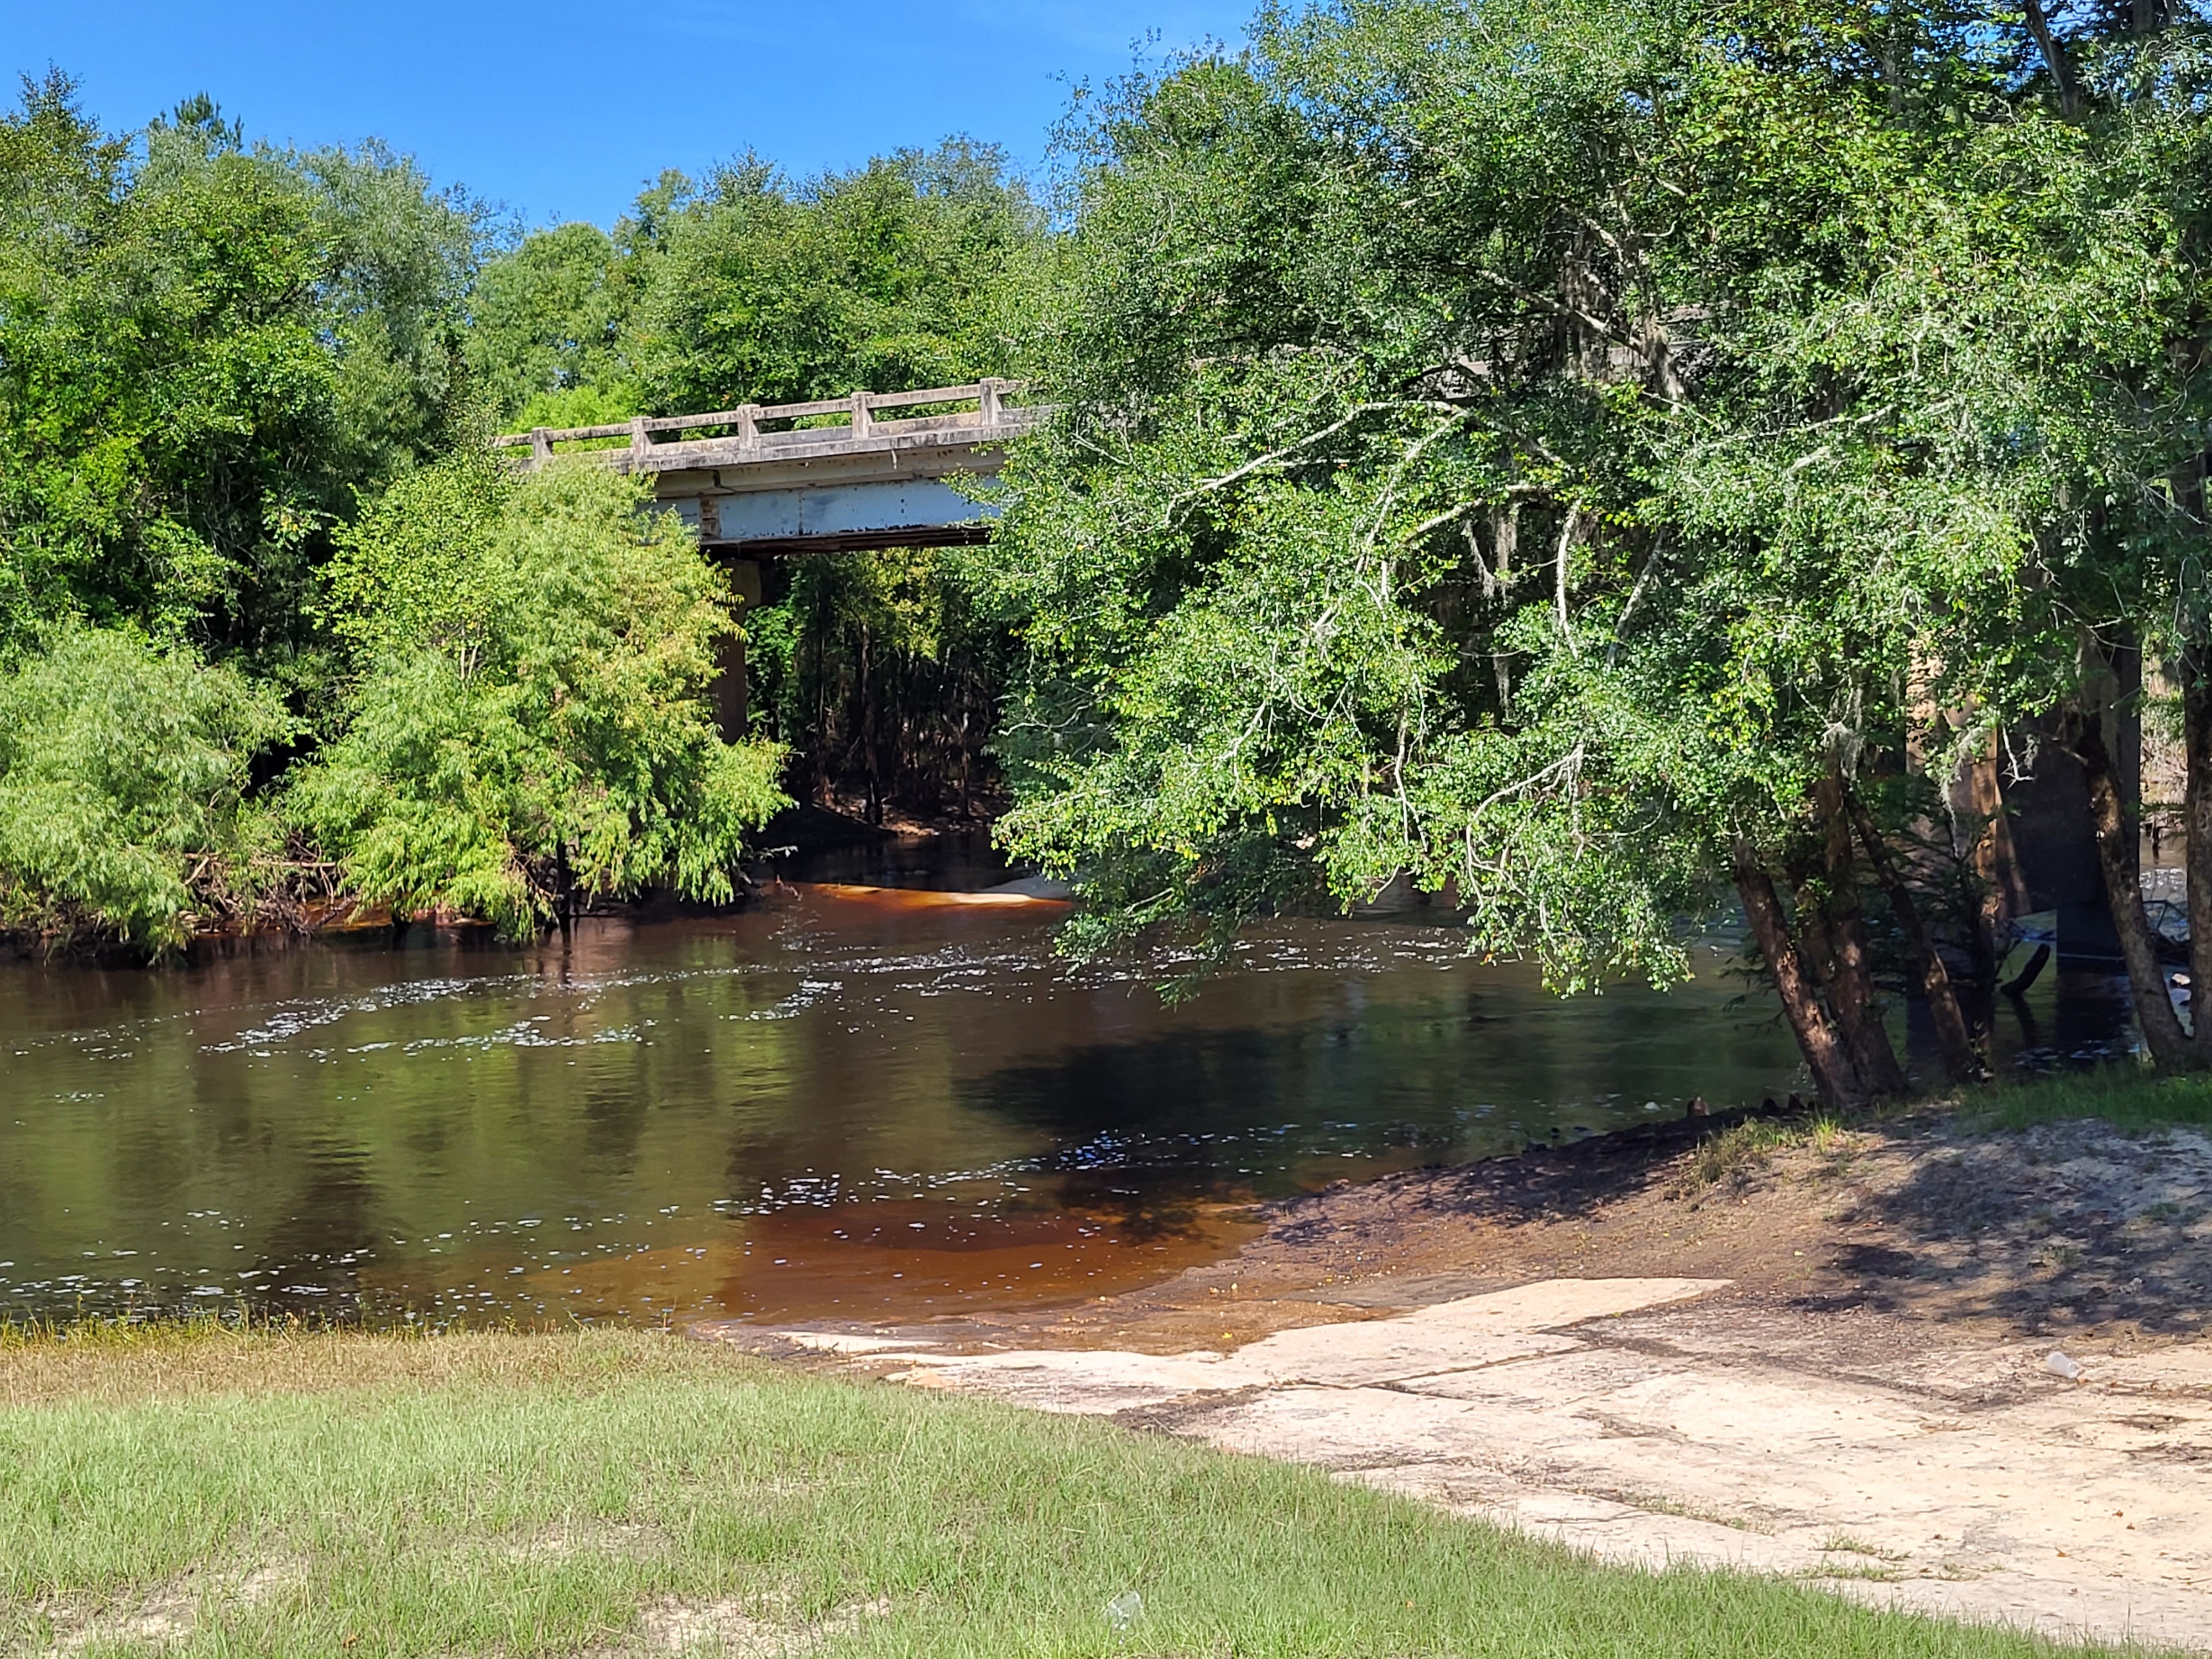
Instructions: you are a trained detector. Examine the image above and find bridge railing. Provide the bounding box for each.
[492,379,1037,467]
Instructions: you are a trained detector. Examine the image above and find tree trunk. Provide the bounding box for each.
[2022,0,2081,116]
[1954,740,2028,999]
[1849,793,1985,1084]
[860,627,883,826]
[1815,775,1911,1097]
[1734,841,1866,1109]
[1489,505,1516,712]
[2183,627,2212,1062]
[2072,709,2195,1067]
[811,611,832,808]
[958,705,974,819]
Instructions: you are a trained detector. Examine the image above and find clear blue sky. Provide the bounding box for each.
[6,0,1257,227]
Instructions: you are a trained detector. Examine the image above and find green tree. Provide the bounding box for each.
[465,206,664,427]
[0,627,293,950]
[978,0,2212,1100]
[291,461,787,936]
[637,140,1040,411]
[0,72,481,679]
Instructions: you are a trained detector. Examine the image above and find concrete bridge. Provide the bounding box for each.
[497,380,1042,734]
[495,379,1042,554]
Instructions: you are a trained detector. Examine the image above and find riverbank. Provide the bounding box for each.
[707,1071,2212,1652]
[0,806,1010,963]
[0,1324,2147,1658]
[7,1077,2209,1655]
[867,1069,2212,1355]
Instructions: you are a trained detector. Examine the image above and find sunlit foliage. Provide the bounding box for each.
[292,463,786,936]
[977,0,2212,1092]
[0,629,292,950]
[0,72,480,673]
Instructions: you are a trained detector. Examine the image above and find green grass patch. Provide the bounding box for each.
[0,1327,2152,1657]
[1970,1066,2212,1135]
[1674,1114,1850,1197]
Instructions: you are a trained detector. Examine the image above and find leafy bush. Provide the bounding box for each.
[0,629,293,950]
[291,460,787,935]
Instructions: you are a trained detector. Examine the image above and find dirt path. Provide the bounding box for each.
[700,1107,2212,1652]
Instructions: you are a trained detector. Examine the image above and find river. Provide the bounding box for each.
[0,865,2133,1329]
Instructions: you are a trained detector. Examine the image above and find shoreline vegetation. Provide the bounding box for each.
[11,0,2212,1112]
[0,804,981,959]
[6,1070,2206,1656]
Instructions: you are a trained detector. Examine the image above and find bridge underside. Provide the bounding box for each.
[666,477,998,557]
[661,457,1010,742]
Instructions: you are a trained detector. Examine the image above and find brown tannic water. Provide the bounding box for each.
[0,875,2132,1329]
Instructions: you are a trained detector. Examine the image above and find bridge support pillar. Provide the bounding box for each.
[715,559,763,743]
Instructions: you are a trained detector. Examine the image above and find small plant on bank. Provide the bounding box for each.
[1819,1532,1909,1562]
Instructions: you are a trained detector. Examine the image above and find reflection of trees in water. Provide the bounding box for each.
[0,928,823,1321]
[1,924,1833,1323]
[952,979,1826,1237]
[582,1083,650,1169]
[1047,1176,1207,1243]
[953,1021,1488,1227]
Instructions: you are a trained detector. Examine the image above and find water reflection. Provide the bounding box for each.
[0,885,2119,1328]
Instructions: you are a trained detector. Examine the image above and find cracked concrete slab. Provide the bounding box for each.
[892,1276,1717,1398]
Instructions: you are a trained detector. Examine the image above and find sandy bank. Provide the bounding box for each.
[707,1104,2212,1652]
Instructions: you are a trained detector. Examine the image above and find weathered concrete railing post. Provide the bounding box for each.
[979,378,1004,425]
[736,404,760,451]
[629,416,653,462]
[530,427,552,465]
[851,389,874,440]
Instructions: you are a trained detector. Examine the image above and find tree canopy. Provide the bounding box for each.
[974,0,2212,1094]
[464,140,1041,429]
[0,72,479,673]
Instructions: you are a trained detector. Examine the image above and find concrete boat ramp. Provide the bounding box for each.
[708,1277,2212,1652]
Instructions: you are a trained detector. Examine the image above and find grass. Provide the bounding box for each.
[1819,1533,1911,1563]
[1670,1063,2212,1202]
[0,1326,2150,1658]
[1970,1067,2212,1135]
[1674,1114,1850,1197]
